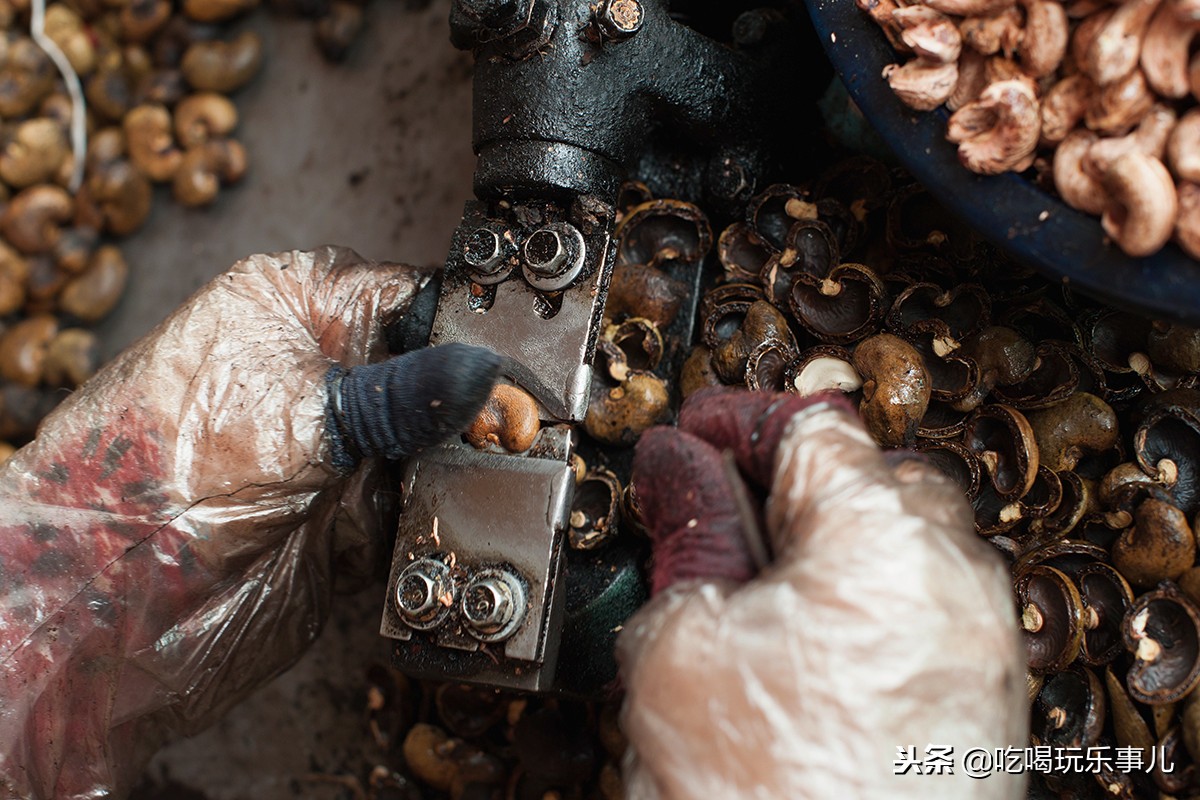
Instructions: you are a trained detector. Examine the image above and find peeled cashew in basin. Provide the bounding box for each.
[947,78,1040,174]
[1086,103,1176,176]
[1176,181,1200,259]
[1141,0,1200,98]
[1100,152,1178,257]
[1017,0,1069,78]
[1168,108,1200,182]
[1040,74,1094,145]
[1084,0,1161,87]
[884,6,962,110]
[884,60,960,111]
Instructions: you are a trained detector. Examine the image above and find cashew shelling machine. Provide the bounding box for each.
[379,0,809,694]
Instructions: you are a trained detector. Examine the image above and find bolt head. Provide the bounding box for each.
[394,558,454,629]
[464,227,503,271]
[462,577,514,633]
[398,572,437,616]
[524,228,567,275]
[599,0,644,39]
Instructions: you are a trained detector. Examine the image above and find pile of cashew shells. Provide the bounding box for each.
[865,0,1200,259]
[0,0,270,461]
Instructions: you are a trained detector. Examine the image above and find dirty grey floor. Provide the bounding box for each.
[105,1,474,796]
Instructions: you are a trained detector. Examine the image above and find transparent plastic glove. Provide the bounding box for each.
[619,387,1028,799]
[0,246,499,799]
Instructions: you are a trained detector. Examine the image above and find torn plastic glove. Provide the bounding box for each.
[620,386,1028,799]
[0,247,497,800]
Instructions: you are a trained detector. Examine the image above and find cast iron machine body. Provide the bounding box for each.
[381,0,800,693]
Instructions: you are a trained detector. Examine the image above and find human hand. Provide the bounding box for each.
[618,387,1027,799]
[0,246,499,798]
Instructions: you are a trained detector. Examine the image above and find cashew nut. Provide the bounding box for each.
[0,184,71,254]
[1054,129,1109,214]
[1041,74,1094,145]
[885,60,959,110]
[1018,0,1069,77]
[1175,181,1200,258]
[1085,68,1155,135]
[0,118,68,188]
[1086,103,1176,175]
[924,0,1015,19]
[1169,109,1200,182]
[885,7,962,110]
[174,92,238,149]
[172,139,247,207]
[960,7,1022,56]
[1142,1,1200,98]
[896,6,963,63]
[1085,0,1162,87]
[949,48,988,110]
[1101,152,1178,257]
[124,104,182,183]
[947,78,1040,174]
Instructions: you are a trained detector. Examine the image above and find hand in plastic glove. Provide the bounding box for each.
[619,387,1028,799]
[0,246,501,799]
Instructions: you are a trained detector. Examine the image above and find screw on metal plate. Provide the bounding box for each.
[464,225,515,284]
[522,222,586,291]
[461,567,528,642]
[394,557,456,630]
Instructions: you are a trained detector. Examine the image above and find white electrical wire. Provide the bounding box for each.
[29,0,87,193]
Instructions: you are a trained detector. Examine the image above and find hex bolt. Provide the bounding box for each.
[394,557,454,630]
[524,228,567,275]
[464,227,506,274]
[597,0,644,40]
[463,577,514,632]
[461,567,527,642]
[521,221,587,290]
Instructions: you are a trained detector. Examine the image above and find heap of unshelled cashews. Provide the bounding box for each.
[862,0,1200,259]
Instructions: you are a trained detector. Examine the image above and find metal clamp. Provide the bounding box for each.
[381,435,574,692]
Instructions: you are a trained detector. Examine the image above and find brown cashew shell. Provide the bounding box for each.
[851,332,931,448]
[1112,497,1197,588]
[181,32,263,93]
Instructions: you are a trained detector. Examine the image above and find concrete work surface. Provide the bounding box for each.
[110,1,475,796]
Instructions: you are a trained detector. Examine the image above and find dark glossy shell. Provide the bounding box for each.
[615,199,712,269]
[963,404,1040,501]
[1017,565,1085,674]
[887,281,991,342]
[788,262,886,344]
[1124,586,1200,705]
